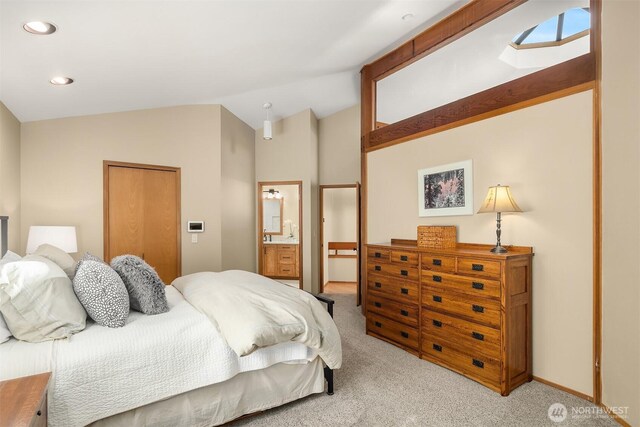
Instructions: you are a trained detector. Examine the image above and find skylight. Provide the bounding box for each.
[512,8,590,48]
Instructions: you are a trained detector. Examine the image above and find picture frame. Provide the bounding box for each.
[417,160,473,217]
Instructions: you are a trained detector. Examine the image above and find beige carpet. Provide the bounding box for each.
[236,291,616,426]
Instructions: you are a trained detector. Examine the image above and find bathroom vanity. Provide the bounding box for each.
[262,242,299,279]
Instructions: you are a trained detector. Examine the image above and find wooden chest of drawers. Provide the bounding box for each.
[365,241,533,396]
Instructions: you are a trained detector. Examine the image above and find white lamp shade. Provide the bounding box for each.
[26,226,78,254]
[477,185,522,214]
[263,120,272,140]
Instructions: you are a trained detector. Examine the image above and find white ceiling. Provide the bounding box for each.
[0,0,465,127]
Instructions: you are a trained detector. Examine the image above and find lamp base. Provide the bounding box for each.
[490,245,508,254]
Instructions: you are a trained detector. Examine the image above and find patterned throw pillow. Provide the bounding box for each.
[111,255,169,315]
[73,260,129,328]
[74,252,105,277]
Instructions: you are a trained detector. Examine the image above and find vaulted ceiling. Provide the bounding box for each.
[0,0,464,127]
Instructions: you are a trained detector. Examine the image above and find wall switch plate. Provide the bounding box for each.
[192,234,198,243]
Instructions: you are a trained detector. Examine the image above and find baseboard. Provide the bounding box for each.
[533,376,593,402]
[597,403,632,427]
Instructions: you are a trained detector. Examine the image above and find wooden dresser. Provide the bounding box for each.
[263,244,299,279]
[366,240,533,396]
[0,372,50,427]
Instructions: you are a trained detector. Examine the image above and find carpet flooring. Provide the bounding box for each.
[236,291,616,426]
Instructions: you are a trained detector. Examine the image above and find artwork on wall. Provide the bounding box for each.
[417,160,473,217]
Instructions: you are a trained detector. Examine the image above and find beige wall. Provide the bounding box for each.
[323,187,358,283]
[255,109,319,293]
[318,104,360,185]
[0,102,21,252]
[20,105,225,275]
[220,106,256,272]
[601,0,640,424]
[368,91,594,395]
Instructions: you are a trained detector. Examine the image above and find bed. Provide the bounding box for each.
[0,222,341,426]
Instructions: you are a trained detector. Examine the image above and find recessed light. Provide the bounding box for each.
[401,13,415,21]
[50,77,74,85]
[23,21,57,35]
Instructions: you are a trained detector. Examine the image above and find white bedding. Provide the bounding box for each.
[0,286,318,427]
[173,270,342,369]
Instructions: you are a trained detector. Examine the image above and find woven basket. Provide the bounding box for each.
[417,226,457,249]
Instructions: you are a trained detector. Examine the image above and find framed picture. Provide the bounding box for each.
[417,160,473,217]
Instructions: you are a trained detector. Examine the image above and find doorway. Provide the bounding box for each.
[319,184,361,304]
[103,161,181,284]
[257,181,303,289]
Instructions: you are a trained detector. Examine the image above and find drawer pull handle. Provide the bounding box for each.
[432,320,442,327]
[400,255,408,261]
[400,310,409,316]
[401,331,409,339]
[400,288,409,295]
[375,282,382,288]
[432,275,442,283]
[433,344,442,352]
[472,305,484,313]
[374,302,382,308]
[375,252,381,258]
[400,270,408,276]
[37,410,42,416]
[472,263,484,271]
[374,321,382,328]
[472,282,484,290]
[375,265,381,271]
[472,332,485,341]
[432,259,442,266]
[433,295,442,303]
[472,359,485,369]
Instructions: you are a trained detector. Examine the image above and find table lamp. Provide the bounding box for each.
[477,185,522,253]
[26,226,78,254]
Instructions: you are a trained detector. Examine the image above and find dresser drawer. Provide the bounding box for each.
[278,252,296,264]
[390,250,419,267]
[368,248,390,261]
[422,286,501,328]
[457,258,501,279]
[367,312,418,350]
[367,274,418,303]
[277,264,296,277]
[421,254,456,273]
[367,293,418,327]
[422,336,500,388]
[422,310,500,360]
[421,271,500,300]
[32,394,47,427]
[278,245,297,252]
[367,262,419,282]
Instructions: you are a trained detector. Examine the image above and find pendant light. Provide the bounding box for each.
[263,102,273,140]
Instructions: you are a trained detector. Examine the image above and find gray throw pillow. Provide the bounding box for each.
[74,252,105,277]
[73,260,130,328]
[110,255,169,315]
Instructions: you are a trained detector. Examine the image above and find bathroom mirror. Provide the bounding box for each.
[376,0,590,126]
[263,197,283,234]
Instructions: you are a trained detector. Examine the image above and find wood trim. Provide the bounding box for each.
[533,376,593,402]
[366,53,596,151]
[597,404,632,427]
[103,160,182,278]
[591,0,603,406]
[329,254,357,259]
[360,151,368,315]
[369,0,526,80]
[257,181,303,290]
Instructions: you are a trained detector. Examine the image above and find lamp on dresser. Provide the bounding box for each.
[477,185,522,253]
[26,226,78,254]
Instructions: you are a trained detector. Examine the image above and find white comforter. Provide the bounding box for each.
[173,270,342,369]
[0,286,317,427]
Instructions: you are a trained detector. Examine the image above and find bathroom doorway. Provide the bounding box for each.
[257,181,303,289]
[319,184,361,305]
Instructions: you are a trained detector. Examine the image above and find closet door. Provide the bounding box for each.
[105,162,181,284]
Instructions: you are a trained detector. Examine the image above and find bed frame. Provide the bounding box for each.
[314,294,335,395]
[0,216,8,257]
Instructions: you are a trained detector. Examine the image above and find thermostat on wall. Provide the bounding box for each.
[187,221,205,233]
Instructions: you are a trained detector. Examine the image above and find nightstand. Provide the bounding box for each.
[0,372,50,427]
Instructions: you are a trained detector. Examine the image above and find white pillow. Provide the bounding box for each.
[0,255,86,342]
[0,251,21,343]
[33,244,76,279]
